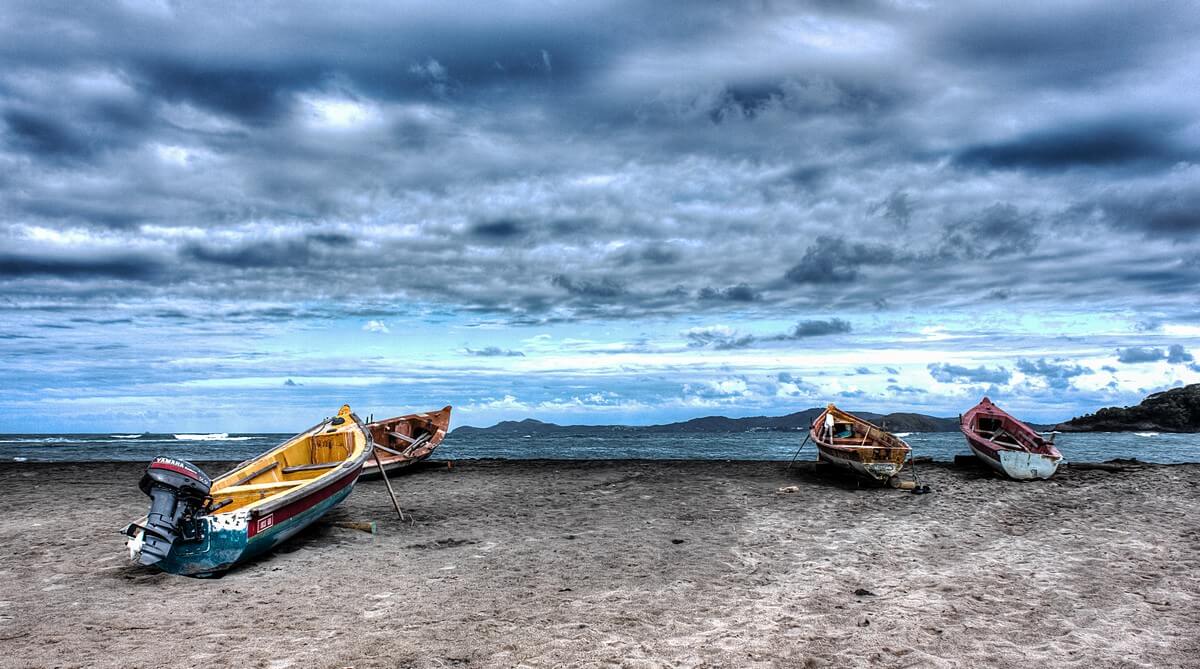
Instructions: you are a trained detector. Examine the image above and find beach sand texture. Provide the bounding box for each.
[1,460,1198,668]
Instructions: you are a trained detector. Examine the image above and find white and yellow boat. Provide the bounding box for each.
[810,404,912,482]
[123,405,373,577]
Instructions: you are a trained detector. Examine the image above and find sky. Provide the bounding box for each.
[1,0,1199,432]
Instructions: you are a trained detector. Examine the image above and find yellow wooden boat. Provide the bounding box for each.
[810,403,911,482]
[123,405,373,576]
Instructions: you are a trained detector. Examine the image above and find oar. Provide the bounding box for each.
[786,432,811,471]
[372,449,407,522]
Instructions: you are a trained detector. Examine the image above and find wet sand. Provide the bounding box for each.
[1,459,1198,668]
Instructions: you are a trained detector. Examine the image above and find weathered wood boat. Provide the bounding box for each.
[810,404,911,482]
[361,405,452,478]
[122,405,373,577]
[960,397,1063,480]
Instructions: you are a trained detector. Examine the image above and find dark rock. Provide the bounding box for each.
[1055,384,1200,433]
[854,588,876,596]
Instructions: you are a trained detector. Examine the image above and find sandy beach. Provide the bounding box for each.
[1,459,1198,668]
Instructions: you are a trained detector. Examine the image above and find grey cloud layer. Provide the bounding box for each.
[1,0,1199,327]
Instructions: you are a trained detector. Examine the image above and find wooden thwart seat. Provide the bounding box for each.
[231,461,279,487]
[217,480,306,495]
[378,432,431,457]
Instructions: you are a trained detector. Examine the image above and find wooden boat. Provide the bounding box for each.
[960,397,1063,480]
[361,406,452,477]
[810,404,911,482]
[122,405,373,577]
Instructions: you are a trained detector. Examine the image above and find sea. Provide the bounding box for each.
[2,430,1198,464]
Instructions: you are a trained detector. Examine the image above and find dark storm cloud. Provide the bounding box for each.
[954,117,1188,171]
[552,275,625,299]
[927,3,1199,85]
[0,252,165,280]
[0,0,1198,331]
[698,284,759,302]
[784,237,895,285]
[871,190,912,229]
[464,346,525,357]
[938,203,1038,259]
[1016,358,1092,390]
[684,318,851,350]
[1089,186,1200,240]
[182,232,355,268]
[786,319,852,338]
[928,363,1012,385]
[683,328,756,351]
[470,220,526,240]
[1166,344,1194,364]
[2,110,91,159]
[616,245,680,267]
[1116,347,1165,363]
[135,61,316,126]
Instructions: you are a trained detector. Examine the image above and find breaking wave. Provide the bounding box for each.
[111,434,143,439]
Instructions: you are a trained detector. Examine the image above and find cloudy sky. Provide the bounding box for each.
[2,0,1199,432]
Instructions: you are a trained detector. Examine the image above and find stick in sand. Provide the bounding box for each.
[786,433,811,471]
[372,449,407,522]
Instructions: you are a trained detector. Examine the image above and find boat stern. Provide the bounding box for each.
[998,450,1062,480]
[124,457,213,567]
[861,461,903,481]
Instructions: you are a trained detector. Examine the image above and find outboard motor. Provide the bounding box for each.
[128,457,212,566]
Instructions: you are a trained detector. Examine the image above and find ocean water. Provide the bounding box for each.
[2,430,1199,464]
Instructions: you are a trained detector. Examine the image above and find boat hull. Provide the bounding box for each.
[964,435,1061,480]
[816,443,906,481]
[360,456,421,478]
[808,404,912,483]
[139,464,362,576]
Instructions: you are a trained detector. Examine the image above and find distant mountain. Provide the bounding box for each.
[452,408,962,436]
[1055,384,1200,433]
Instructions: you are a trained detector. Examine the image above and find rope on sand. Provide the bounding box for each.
[906,453,931,494]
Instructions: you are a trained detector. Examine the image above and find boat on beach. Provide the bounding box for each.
[122,404,373,576]
[960,397,1063,480]
[810,404,912,482]
[362,405,452,478]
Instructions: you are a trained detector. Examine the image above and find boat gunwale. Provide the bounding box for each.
[809,404,912,456]
[209,411,374,519]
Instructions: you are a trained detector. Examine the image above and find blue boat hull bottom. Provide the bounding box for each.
[154,477,357,577]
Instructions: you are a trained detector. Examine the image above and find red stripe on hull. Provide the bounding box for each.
[247,465,361,538]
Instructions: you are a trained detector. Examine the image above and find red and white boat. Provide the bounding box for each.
[361,406,452,478]
[960,397,1063,480]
